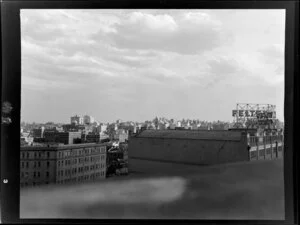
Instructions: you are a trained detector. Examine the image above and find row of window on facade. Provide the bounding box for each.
[21,151,51,159]
[21,171,50,178]
[57,147,106,158]
[21,161,51,168]
[20,172,105,187]
[20,181,49,187]
[57,172,105,183]
[57,164,105,177]
[57,155,105,167]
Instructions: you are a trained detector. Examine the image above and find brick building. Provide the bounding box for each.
[20,143,107,188]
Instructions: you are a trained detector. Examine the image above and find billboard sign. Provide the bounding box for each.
[232,110,276,119]
[232,104,277,128]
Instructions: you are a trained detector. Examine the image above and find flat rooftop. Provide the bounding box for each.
[133,129,243,141]
[20,159,284,219]
[21,142,108,151]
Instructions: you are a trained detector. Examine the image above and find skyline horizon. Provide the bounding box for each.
[21,113,284,125]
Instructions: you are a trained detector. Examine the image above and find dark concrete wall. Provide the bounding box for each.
[129,137,248,166]
[128,158,208,175]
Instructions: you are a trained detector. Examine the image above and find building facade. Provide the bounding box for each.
[57,132,82,145]
[20,143,107,188]
[129,130,249,174]
[32,127,45,138]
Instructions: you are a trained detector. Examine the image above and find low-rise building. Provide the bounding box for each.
[20,143,107,188]
[129,129,250,174]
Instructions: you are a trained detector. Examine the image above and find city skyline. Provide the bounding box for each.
[21,9,285,123]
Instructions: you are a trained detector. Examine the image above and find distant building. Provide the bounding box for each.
[32,127,45,138]
[57,132,82,145]
[21,136,34,146]
[20,143,107,188]
[44,129,59,143]
[71,115,84,125]
[83,115,95,125]
[44,130,82,145]
[62,124,79,132]
[86,133,100,143]
[114,129,128,143]
[169,124,176,130]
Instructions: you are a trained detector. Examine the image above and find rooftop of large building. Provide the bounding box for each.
[21,142,108,151]
[133,129,243,141]
[20,159,284,219]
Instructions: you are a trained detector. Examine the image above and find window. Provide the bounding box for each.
[27,152,29,158]
[38,172,40,177]
[46,171,49,177]
[33,172,36,177]
[58,161,60,167]
[47,152,50,158]
[33,182,36,186]
[26,162,29,168]
[22,153,25,158]
[39,152,42,158]
[34,152,37,158]
[21,162,24,168]
[47,161,50,168]
[21,172,24,178]
[38,162,41,167]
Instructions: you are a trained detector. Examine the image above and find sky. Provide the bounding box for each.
[21,9,285,124]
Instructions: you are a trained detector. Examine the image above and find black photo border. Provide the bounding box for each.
[1,0,299,224]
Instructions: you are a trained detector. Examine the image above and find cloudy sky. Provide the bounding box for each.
[21,9,285,123]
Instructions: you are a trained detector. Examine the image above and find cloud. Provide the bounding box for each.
[20,9,285,122]
[207,57,240,75]
[258,44,284,75]
[259,44,284,59]
[92,11,229,55]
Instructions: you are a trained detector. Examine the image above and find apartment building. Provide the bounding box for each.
[20,143,107,188]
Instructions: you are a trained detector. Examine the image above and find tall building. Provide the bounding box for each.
[71,115,84,125]
[32,127,45,138]
[20,143,107,188]
[83,115,95,125]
